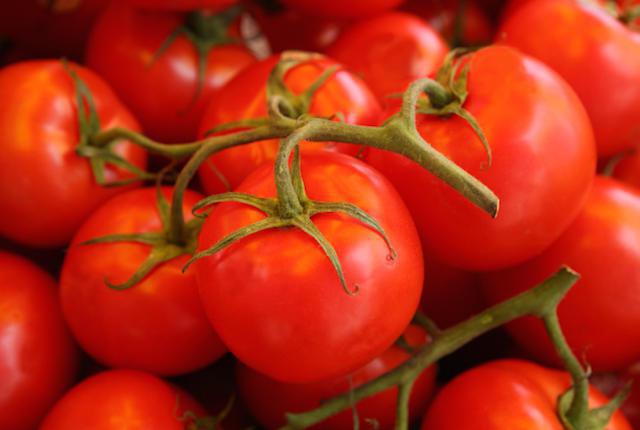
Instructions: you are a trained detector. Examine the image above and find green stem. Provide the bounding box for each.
[394,382,414,430]
[91,127,202,159]
[279,268,579,430]
[274,126,312,218]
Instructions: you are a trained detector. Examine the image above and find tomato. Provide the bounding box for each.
[0,251,78,430]
[280,0,405,19]
[198,54,382,194]
[482,177,640,372]
[237,325,436,430]
[367,46,596,270]
[126,0,238,11]
[40,370,207,430]
[0,60,147,248]
[195,152,423,383]
[60,187,226,376]
[592,366,640,430]
[87,2,256,142]
[402,0,493,47]
[327,12,448,100]
[0,0,109,60]
[421,256,484,329]
[613,150,640,190]
[421,359,631,429]
[498,0,640,157]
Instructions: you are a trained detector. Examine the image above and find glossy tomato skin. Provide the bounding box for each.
[421,359,631,430]
[0,61,146,248]
[280,0,405,18]
[198,54,382,194]
[327,12,448,100]
[0,252,78,430]
[87,2,256,142]
[237,325,436,430]
[126,0,238,11]
[498,0,640,156]
[40,370,207,430]
[60,187,226,376]
[196,152,424,383]
[367,46,596,271]
[613,150,640,190]
[482,177,640,372]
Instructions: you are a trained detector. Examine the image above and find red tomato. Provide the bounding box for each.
[126,0,237,10]
[280,0,405,18]
[0,252,78,430]
[366,46,596,270]
[0,60,147,248]
[498,0,640,156]
[60,187,226,376]
[482,177,640,372]
[327,12,448,100]
[613,150,640,190]
[195,152,423,383]
[402,0,493,46]
[237,325,436,430]
[198,54,382,194]
[87,2,256,142]
[592,366,640,430]
[40,370,207,430]
[422,359,631,429]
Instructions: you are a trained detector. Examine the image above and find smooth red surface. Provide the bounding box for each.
[196,152,423,383]
[237,325,436,430]
[498,0,640,156]
[421,359,631,429]
[87,2,255,142]
[327,12,448,99]
[0,252,78,430]
[280,0,405,18]
[60,187,226,376]
[198,54,382,194]
[367,46,596,270]
[483,177,640,372]
[40,370,207,430]
[0,60,146,247]
[126,0,238,10]
[613,150,640,190]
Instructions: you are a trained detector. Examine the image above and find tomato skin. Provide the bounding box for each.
[482,177,640,372]
[421,359,631,430]
[60,187,226,376]
[87,2,256,143]
[327,12,448,100]
[198,55,382,194]
[195,152,423,383]
[613,150,640,190]
[280,0,405,18]
[0,61,146,248]
[237,325,436,430]
[498,0,640,157]
[367,46,596,271]
[40,370,207,430]
[126,0,238,11]
[0,252,78,430]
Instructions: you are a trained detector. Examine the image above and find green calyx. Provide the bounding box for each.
[153,5,243,112]
[63,61,154,186]
[81,184,203,290]
[182,394,235,430]
[415,49,492,169]
[558,383,631,430]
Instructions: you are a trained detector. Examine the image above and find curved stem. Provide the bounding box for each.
[274,126,311,218]
[394,382,414,430]
[279,268,579,430]
[91,127,203,159]
[400,78,452,130]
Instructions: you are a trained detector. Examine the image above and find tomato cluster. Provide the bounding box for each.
[2,0,640,429]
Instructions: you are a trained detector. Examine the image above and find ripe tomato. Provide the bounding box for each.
[0,60,147,248]
[198,54,381,194]
[0,251,78,430]
[367,46,596,270]
[592,366,640,430]
[87,2,256,142]
[482,177,640,372]
[126,0,238,11]
[237,325,436,430]
[498,0,640,156]
[195,152,423,383]
[327,12,448,100]
[613,150,640,190]
[40,370,207,430]
[60,187,226,376]
[280,0,405,18]
[422,359,631,429]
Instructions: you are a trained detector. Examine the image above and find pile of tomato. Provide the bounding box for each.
[2,0,640,429]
